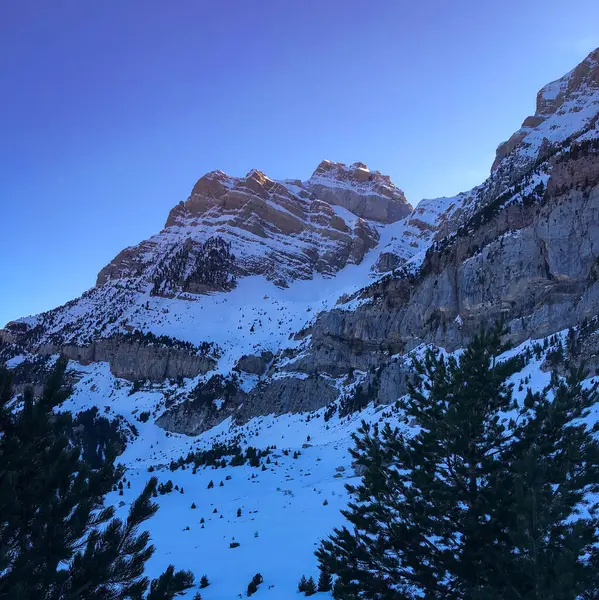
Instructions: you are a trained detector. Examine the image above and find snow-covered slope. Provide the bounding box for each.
[3,44,599,600]
[57,330,592,599]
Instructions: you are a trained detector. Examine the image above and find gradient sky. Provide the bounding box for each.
[1,1,598,326]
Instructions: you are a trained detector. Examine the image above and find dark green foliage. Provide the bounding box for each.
[3,353,56,389]
[120,329,216,356]
[246,580,257,596]
[340,372,380,417]
[72,405,128,469]
[199,575,209,589]
[229,541,240,549]
[169,439,270,472]
[317,568,332,592]
[298,575,308,593]
[546,340,564,367]
[188,373,240,411]
[158,480,174,495]
[304,577,317,596]
[323,403,337,422]
[0,357,195,599]
[146,565,194,600]
[151,236,236,296]
[317,324,599,599]
[246,573,263,596]
[494,368,599,599]
[130,379,146,395]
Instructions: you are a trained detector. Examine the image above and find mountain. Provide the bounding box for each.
[98,160,410,292]
[2,47,599,600]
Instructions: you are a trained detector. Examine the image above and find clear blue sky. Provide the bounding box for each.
[1,1,598,326]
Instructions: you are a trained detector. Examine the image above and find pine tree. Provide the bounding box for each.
[304,576,317,596]
[316,324,599,599]
[246,573,263,597]
[298,575,308,593]
[0,358,195,600]
[146,565,194,600]
[491,367,599,598]
[317,568,332,592]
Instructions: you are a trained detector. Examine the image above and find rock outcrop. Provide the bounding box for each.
[305,160,410,224]
[240,375,339,421]
[234,351,274,376]
[31,337,216,382]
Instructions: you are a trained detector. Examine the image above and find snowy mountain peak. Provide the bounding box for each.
[492,46,599,173]
[308,159,401,197]
[536,46,598,116]
[305,160,411,224]
[89,159,412,298]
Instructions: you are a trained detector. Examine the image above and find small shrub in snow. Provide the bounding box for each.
[247,573,263,596]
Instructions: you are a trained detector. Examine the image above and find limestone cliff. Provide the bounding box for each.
[3,48,599,437]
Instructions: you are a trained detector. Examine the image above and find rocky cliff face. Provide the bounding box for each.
[39,338,216,382]
[287,151,599,377]
[493,47,599,174]
[222,48,599,424]
[98,161,410,291]
[1,327,218,383]
[3,47,599,436]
